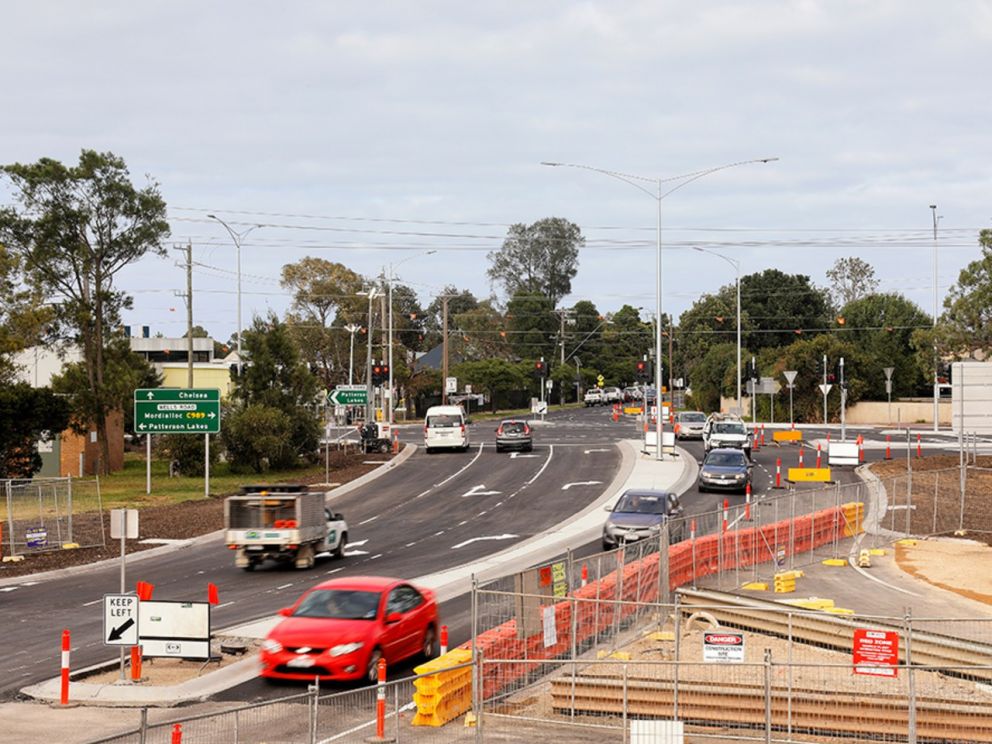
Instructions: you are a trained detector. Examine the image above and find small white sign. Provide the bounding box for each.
[139,600,211,659]
[828,441,859,466]
[464,384,472,394]
[445,377,457,394]
[542,605,557,648]
[703,631,745,663]
[109,509,139,540]
[103,594,139,646]
[532,400,548,415]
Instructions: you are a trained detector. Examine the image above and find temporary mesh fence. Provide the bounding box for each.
[2,476,105,556]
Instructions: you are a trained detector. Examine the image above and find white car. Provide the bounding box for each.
[702,415,751,458]
[423,405,469,452]
[584,388,605,407]
[602,387,623,404]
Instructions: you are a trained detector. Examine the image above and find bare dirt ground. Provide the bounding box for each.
[895,538,992,605]
[0,450,392,581]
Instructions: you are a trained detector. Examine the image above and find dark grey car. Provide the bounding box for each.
[602,489,685,550]
[698,448,752,493]
[495,419,533,453]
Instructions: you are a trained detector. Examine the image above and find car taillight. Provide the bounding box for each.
[460,424,465,433]
[496,426,503,435]
[524,425,531,435]
[423,425,428,435]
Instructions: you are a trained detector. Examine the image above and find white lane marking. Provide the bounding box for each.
[358,516,379,525]
[433,530,445,536]
[434,443,485,487]
[344,549,370,556]
[584,448,610,453]
[526,444,555,485]
[362,461,388,465]
[276,583,294,590]
[325,567,344,575]
[369,554,383,560]
[345,539,368,548]
[319,701,416,743]
[0,587,17,593]
[451,534,518,550]
[509,452,539,459]
[82,598,102,607]
[462,484,501,497]
[457,520,468,526]
[21,581,38,586]
[561,480,603,491]
[215,601,235,609]
[405,542,416,547]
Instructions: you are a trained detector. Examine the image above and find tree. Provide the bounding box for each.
[487,218,583,305]
[452,359,528,412]
[424,286,478,349]
[765,335,868,423]
[686,343,738,413]
[739,270,832,351]
[932,229,992,358]
[0,383,70,478]
[826,257,879,309]
[454,300,511,360]
[0,150,169,473]
[677,286,748,386]
[222,405,295,473]
[839,293,930,397]
[506,291,556,361]
[280,257,365,389]
[0,243,51,382]
[230,313,321,464]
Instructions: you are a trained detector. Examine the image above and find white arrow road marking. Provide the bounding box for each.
[462,484,502,497]
[358,516,379,525]
[509,452,539,459]
[343,549,370,556]
[345,539,368,547]
[451,534,519,550]
[561,480,603,490]
[584,448,610,453]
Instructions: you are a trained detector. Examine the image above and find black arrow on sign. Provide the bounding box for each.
[108,618,135,642]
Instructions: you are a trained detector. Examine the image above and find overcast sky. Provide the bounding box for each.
[3,1,990,344]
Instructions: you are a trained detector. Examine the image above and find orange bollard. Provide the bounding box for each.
[858,435,865,463]
[917,433,923,459]
[760,424,766,447]
[744,483,752,521]
[131,645,142,681]
[171,724,182,744]
[581,564,588,587]
[816,443,822,469]
[775,458,783,489]
[440,625,448,655]
[392,431,399,454]
[798,447,805,468]
[722,499,729,533]
[376,658,387,739]
[885,435,891,460]
[60,629,70,705]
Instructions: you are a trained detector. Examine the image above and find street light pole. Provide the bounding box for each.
[930,204,939,432]
[692,247,742,413]
[386,251,436,426]
[344,324,360,385]
[207,215,262,377]
[543,158,776,460]
[359,288,379,424]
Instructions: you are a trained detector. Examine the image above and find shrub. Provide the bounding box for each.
[156,433,219,477]
[221,405,295,473]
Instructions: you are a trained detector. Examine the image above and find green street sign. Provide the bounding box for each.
[328,385,368,406]
[134,388,221,434]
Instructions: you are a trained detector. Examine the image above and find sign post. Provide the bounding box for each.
[883,366,895,425]
[783,370,798,427]
[109,508,138,680]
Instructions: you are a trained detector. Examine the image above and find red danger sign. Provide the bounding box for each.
[853,628,900,677]
[704,631,745,662]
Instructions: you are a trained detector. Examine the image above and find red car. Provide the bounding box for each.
[260,576,439,684]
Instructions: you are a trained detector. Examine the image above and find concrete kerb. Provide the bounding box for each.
[20,439,693,706]
[0,444,416,590]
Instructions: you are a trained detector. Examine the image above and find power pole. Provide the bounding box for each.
[441,296,449,405]
[173,241,194,388]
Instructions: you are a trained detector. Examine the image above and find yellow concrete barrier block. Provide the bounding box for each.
[775,570,804,581]
[857,549,871,568]
[788,467,832,482]
[824,607,855,615]
[842,501,865,536]
[821,558,847,567]
[624,406,643,415]
[61,542,80,549]
[742,582,768,591]
[869,548,886,556]
[464,712,477,728]
[773,430,803,442]
[782,597,835,610]
[896,539,918,547]
[646,631,675,642]
[597,650,631,660]
[773,582,796,594]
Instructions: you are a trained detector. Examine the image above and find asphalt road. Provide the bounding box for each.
[0,406,630,701]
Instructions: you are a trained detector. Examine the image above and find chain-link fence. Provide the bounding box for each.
[3,476,105,556]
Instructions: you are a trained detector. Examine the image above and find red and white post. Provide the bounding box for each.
[722,499,729,533]
[375,657,387,739]
[815,443,822,469]
[744,483,752,521]
[760,424,766,447]
[60,629,70,705]
[171,724,182,744]
[798,447,805,468]
[917,433,923,459]
[858,434,865,463]
[440,625,449,656]
[885,435,892,460]
[580,564,588,588]
[775,458,782,489]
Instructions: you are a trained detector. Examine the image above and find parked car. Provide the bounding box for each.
[495,419,533,453]
[698,448,752,493]
[602,489,685,551]
[584,388,605,406]
[260,576,439,684]
[423,405,469,453]
[702,414,751,457]
[674,411,707,440]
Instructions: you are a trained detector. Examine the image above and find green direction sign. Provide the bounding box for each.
[134,388,221,434]
[328,385,368,406]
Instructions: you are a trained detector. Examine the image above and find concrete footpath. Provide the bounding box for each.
[7,441,693,742]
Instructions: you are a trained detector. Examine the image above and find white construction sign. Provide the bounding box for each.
[828,442,859,466]
[103,594,139,646]
[703,631,745,663]
[138,600,211,659]
[952,361,992,434]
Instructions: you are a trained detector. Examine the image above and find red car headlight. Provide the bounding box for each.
[329,642,365,657]
[262,639,283,654]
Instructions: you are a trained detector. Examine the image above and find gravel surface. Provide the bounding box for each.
[0,450,392,581]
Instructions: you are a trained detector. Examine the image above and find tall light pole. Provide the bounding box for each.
[344,323,361,385]
[386,250,436,426]
[930,204,939,432]
[543,157,777,460]
[692,246,742,413]
[359,287,380,424]
[207,215,262,376]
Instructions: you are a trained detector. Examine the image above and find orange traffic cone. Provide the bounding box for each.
[392,431,400,454]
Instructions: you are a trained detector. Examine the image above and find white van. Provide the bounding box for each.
[423,405,470,453]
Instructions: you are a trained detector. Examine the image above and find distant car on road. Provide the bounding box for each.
[495,419,533,453]
[698,448,752,493]
[703,414,751,457]
[602,489,685,551]
[260,576,439,684]
[602,387,623,404]
[423,405,469,453]
[674,411,707,440]
[584,388,605,406]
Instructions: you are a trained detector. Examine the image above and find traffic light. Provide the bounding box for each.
[533,360,547,379]
[745,360,758,381]
[371,363,390,385]
[635,359,651,382]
